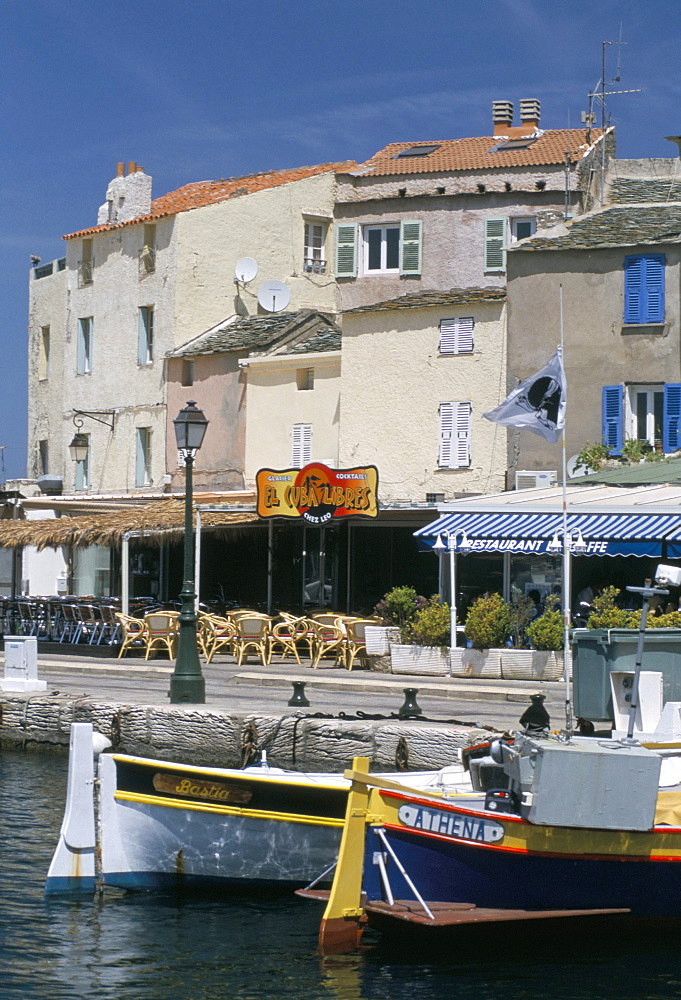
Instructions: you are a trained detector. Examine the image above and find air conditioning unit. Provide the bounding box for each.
[515,470,557,491]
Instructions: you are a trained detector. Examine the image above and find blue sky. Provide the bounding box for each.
[2,0,681,480]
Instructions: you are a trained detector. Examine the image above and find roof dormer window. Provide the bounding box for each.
[394,144,441,158]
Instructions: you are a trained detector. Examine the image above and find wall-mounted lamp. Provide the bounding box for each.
[68,433,89,463]
[68,410,116,463]
[546,529,588,555]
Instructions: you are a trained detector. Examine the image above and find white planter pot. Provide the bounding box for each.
[450,648,503,678]
[365,626,401,656]
[390,644,450,676]
[501,649,563,681]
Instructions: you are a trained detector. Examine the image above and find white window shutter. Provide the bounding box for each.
[438,403,453,467]
[439,317,474,354]
[292,424,312,467]
[335,224,358,277]
[485,218,506,272]
[439,403,471,468]
[454,403,471,468]
[400,220,422,275]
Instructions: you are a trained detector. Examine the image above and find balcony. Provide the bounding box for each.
[303,256,326,274]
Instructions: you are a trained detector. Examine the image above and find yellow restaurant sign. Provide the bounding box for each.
[256,463,379,523]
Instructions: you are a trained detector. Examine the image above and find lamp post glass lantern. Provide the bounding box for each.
[169,401,209,704]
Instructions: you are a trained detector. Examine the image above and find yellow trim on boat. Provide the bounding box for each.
[114,790,344,827]
[112,754,345,791]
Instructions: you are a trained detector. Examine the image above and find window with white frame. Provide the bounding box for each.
[303,221,327,273]
[485,217,536,272]
[439,317,474,355]
[77,317,93,374]
[510,217,536,242]
[438,402,471,468]
[74,435,90,490]
[335,220,422,277]
[138,306,154,365]
[292,423,312,467]
[602,383,680,454]
[364,225,400,273]
[136,427,152,486]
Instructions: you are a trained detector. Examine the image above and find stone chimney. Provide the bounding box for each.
[492,100,514,135]
[97,162,152,225]
[519,98,541,132]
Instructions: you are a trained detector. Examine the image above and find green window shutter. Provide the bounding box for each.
[335,224,358,277]
[400,220,422,275]
[485,218,506,272]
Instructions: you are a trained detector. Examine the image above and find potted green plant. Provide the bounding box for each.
[390,596,452,676]
[450,593,513,678]
[503,595,564,680]
[370,586,426,656]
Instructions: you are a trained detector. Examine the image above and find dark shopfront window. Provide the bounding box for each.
[455,554,504,621]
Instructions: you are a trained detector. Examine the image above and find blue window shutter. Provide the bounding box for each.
[664,384,681,452]
[400,220,422,275]
[624,254,665,323]
[602,385,623,454]
[645,254,665,322]
[335,224,358,277]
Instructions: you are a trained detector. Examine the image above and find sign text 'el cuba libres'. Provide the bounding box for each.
[256,463,379,523]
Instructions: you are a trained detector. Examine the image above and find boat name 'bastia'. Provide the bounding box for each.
[398,803,505,843]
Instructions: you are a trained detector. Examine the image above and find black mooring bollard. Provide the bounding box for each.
[288,680,310,707]
[398,688,422,719]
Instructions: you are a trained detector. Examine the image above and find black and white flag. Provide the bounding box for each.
[483,349,566,443]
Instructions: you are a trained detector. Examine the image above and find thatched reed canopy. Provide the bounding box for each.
[0,499,259,550]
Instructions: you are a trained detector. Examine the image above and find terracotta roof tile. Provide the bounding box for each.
[348,129,604,177]
[64,161,354,240]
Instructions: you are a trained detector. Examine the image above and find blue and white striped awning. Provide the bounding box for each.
[415,510,681,557]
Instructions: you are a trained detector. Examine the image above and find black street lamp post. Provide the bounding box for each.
[169,400,209,704]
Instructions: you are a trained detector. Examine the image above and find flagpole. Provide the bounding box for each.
[559,285,573,733]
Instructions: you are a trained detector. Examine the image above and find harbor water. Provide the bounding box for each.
[4,748,681,1000]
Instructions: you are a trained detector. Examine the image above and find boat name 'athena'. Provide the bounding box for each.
[398,803,505,843]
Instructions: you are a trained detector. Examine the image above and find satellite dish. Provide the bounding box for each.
[234,257,258,283]
[257,279,291,313]
[566,454,586,478]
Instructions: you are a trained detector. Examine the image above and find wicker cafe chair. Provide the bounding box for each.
[270,616,308,665]
[343,618,375,671]
[144,611,179,660]
[206,615,236,663]
[232,614,271,667]
[309,617,346,669]
[197,613,236,663]
[115,613,148,658]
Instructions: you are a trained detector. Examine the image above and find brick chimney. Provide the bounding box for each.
[519,98,541,132]
[492,100,514,135]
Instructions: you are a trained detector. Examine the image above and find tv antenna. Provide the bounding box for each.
[583,32,642,205]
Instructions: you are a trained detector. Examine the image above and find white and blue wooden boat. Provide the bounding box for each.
[45,723,477,895]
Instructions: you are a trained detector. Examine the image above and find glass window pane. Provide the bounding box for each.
[654,391,664,444]
[385,227,400,269]
[367,229,382,270]
[636,392,648,440]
